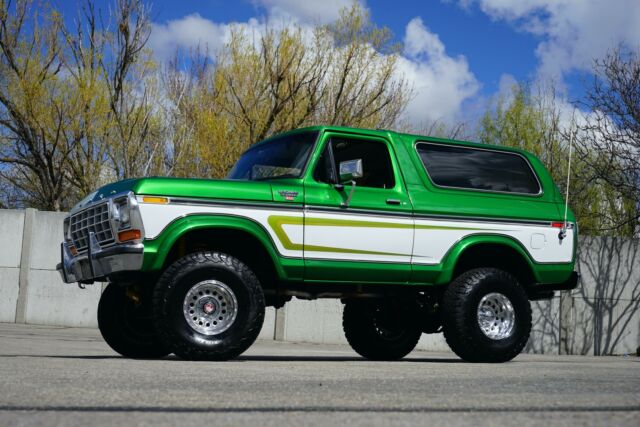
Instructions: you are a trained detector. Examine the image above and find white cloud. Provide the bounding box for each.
[148,14,229,62]
[397,17,480,125]
[253,0,365,24]
[149,14,265,63]
[150,1,346,63]
[458,0,640,82]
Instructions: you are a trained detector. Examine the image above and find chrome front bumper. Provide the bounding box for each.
[56,232,144,284]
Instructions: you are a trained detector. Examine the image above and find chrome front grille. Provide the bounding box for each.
[69,202,115,252]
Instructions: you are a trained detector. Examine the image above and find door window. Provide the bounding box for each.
[314,137,395,189]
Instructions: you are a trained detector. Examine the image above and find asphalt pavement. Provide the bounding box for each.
[0,323,638,426]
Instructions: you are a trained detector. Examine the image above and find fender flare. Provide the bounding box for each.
[141,214,286,278]
[435,234,540,285]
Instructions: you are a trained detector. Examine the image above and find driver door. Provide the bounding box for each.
[303,133,413,283]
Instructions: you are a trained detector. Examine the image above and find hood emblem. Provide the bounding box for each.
[278,190,298,201]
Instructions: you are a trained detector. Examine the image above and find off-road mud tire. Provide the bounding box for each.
[98,283,170,359]
[442,268,532,363]
[152,252,264,361]
[343,299,422,361]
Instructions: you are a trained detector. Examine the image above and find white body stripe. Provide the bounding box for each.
[412,218,574,264]
[138,202,304,258]
[138,198,574,265]
[303,210,414,263]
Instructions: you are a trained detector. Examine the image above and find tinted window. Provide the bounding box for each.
[416,143,541,194]
[315,138,395,189]
[228,131,318,180]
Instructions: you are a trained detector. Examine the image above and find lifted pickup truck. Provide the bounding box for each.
[57,126,578,362]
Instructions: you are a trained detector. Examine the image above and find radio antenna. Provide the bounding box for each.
[560,118,575,240]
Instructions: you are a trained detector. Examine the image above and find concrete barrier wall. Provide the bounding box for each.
[526,237,640,356]
[0,208,278,339]
[0,208,637,355]
[0,210,24,323]
[25,211,104,327]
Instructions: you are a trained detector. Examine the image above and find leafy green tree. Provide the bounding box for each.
[161,4,411,179]
[0,0,160,210]
[575,47,640,235]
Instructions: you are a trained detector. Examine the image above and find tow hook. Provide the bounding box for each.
[77,280,95,290]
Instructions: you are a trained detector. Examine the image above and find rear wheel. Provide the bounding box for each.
[343,299,422,361]
[97,283,170,359]
[152,252,265,361]
[442,268,532,363]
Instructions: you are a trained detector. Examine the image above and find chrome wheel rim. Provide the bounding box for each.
[477,292,515,340]
[183,280,238,335]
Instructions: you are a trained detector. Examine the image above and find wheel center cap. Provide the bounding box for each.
[203,301,216,314]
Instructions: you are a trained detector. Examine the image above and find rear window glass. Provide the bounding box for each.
[416,143,541,195]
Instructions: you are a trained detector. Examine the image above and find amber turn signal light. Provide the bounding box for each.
[118,229,142,242]
[142,196,169,204]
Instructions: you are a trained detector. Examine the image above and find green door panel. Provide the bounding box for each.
[302,132,414,282]
[303,132,412,212]
[304,259,413,284]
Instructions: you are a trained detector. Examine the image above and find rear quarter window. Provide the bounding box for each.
[416,142,541,195]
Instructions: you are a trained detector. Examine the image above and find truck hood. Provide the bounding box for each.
[74,177,274,209]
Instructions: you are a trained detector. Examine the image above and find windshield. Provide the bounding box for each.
[227,131,318,180]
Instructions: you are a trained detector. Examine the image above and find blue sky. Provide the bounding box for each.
[149,0,538,95]
[58,0,640,128]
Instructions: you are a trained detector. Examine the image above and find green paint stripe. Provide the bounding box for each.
[267,216,410,256]
[273,215,485,231]
[303,244,407,256]
[267,216,302,250]
[305,217,413,229]
[266,215,512,257]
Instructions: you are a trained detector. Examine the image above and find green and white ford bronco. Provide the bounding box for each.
[57,126,578,362]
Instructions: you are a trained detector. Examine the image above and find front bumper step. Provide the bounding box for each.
[57,232,143,284]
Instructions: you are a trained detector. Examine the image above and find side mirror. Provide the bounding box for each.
[337,159,363,208]
[338,159,363,183]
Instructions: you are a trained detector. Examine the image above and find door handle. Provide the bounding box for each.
[386,199,401,205]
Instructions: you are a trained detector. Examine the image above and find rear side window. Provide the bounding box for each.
[416,143,541,195]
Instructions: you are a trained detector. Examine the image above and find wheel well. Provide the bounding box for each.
[453,243,535,288]
[162,228,279,290]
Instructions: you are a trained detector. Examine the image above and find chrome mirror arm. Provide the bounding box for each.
[341,180,356,208]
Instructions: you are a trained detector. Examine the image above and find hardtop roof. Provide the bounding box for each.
[265,125,536,158]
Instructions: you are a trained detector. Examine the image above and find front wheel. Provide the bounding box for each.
[152,252,265,361]
[442,268,532,363]
[97,283,170,359]
[343,299,422,361]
